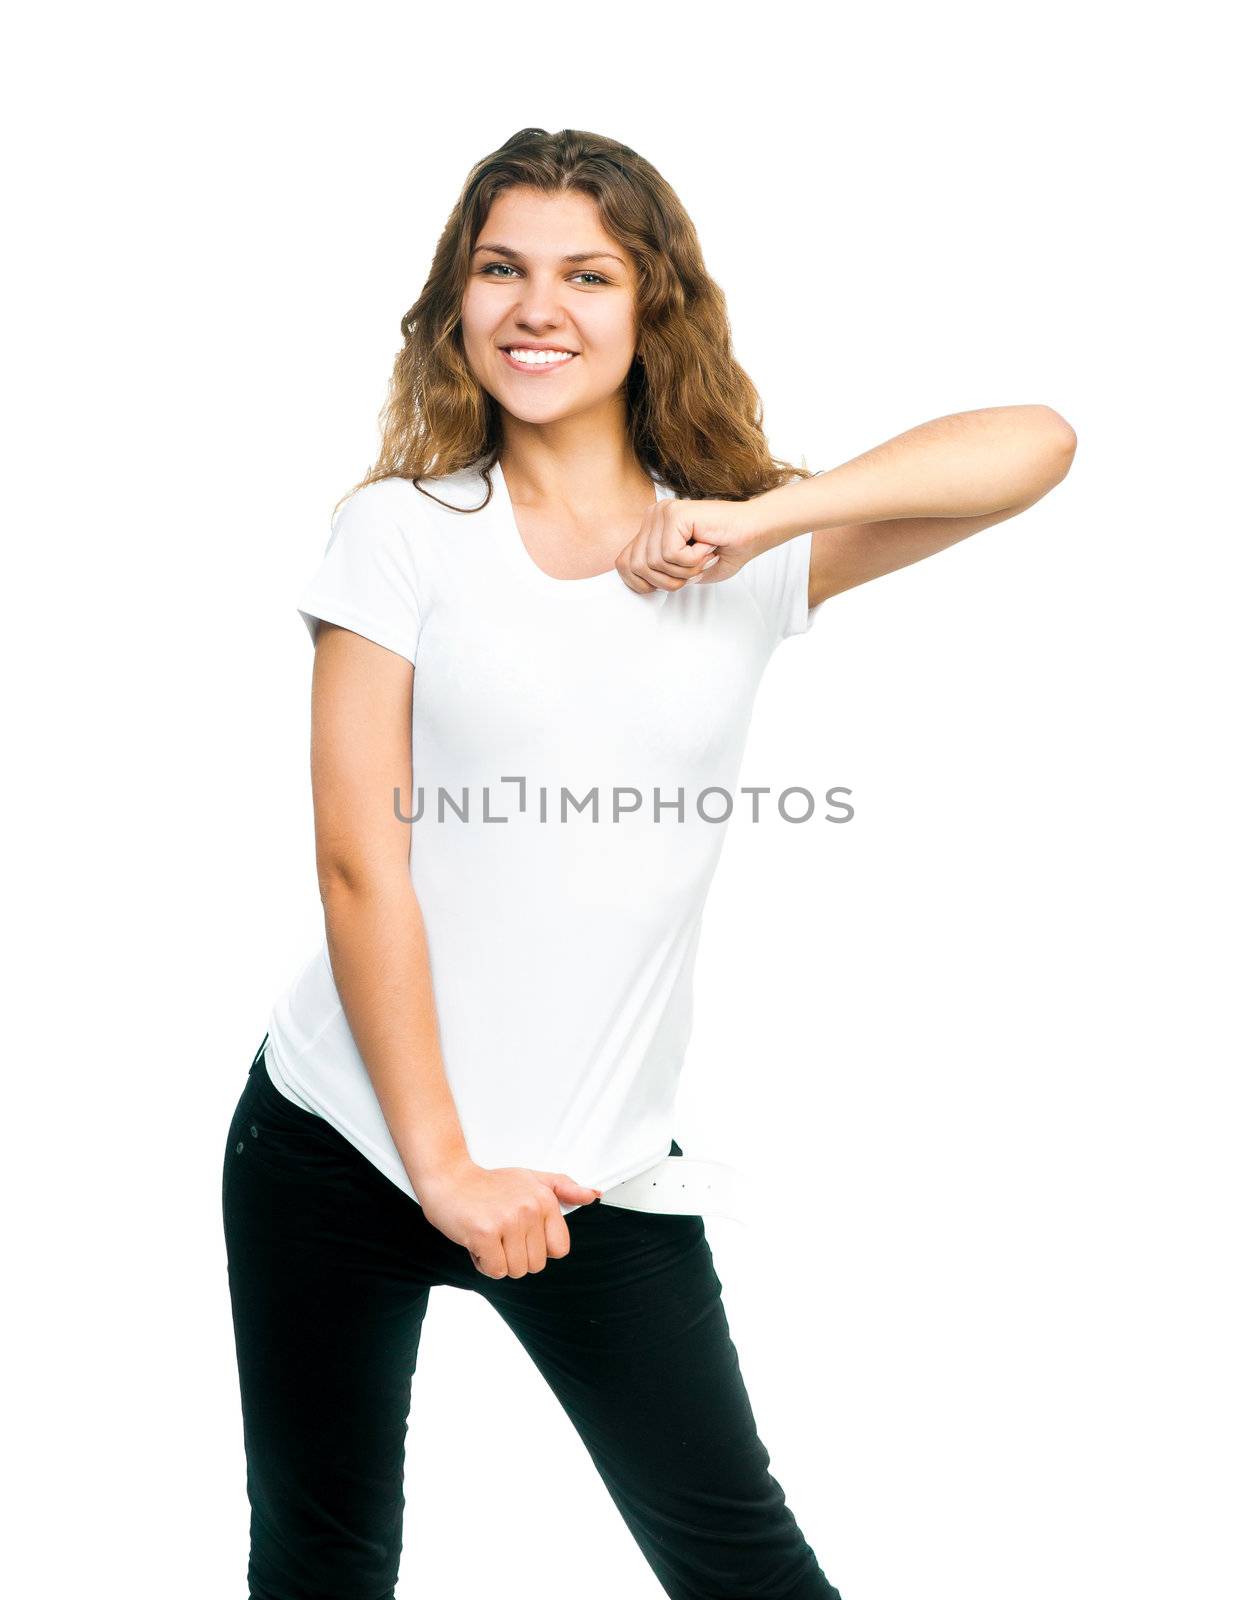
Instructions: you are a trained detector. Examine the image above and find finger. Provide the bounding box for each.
[531,1169,600,1206]
[525,1216,548,1274]
[544,1208,572,1260]
[674,542,720,583]
[615,542,659,594]
[502,1225,530,1280]
[649,513,721,585]
[632,521,690,591]
[470,1241,502,1278]
[661,520,717,575]
[655,543,717,584]
[653,536,707,576]
[686,553,723,583]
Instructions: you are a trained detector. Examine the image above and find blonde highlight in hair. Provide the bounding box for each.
[338,127,814,517]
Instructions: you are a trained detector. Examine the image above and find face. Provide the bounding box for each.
[460,185,640,429]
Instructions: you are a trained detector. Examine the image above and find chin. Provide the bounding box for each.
[494,382,599,422]
[498,395,580,424]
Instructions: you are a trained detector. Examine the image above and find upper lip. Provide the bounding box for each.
[500,342,579,354]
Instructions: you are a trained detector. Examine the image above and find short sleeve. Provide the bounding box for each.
[737,470,828,644]
[739,529,828,643]
[296,480,423,666]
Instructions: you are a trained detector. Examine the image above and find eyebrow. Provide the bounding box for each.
[471,242,626,267]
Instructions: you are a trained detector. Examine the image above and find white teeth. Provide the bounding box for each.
[506,348,575,365]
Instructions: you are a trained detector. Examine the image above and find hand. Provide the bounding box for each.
[415,1157,603,1279]
[615,497,767,595]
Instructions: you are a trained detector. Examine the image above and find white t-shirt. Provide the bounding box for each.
[265,459,824,1214]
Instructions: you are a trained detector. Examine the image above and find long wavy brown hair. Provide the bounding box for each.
[337,127,815,518]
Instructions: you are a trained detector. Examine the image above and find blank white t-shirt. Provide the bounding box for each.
[264,459,824,1213]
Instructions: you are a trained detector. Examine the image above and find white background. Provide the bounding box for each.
[6,2,1236,1597]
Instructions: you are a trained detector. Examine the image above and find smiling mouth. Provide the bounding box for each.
[500,347,579,369]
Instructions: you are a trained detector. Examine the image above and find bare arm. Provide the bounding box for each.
[758,404,1078,606]
[310,621,468,1190]
[308,621,599,1274]
[615,405,1077,603]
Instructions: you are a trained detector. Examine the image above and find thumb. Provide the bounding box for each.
[687,554,723,583]
[541,1171,604,1203]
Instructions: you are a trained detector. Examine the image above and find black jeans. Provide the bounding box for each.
[222,1035,843,1600]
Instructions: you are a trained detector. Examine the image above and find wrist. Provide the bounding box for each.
[398,1113,474,1192]
[409,1146,477,1198]
[739,471,832,554]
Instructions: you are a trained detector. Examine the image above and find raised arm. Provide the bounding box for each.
[759,403,1078,606]
[611,405,1076,612]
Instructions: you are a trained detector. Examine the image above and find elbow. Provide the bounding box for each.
[316,857,410,906]
[1018,405,1076,497]
[1035,404,1078,476]
[317,864,357,904]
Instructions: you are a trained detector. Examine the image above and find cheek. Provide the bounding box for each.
[458,289,483,346]
[457,298,497,385]
[582,304,638,365]
[460,283,505,346]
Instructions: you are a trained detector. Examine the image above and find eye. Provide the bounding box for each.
[478,263,610,286]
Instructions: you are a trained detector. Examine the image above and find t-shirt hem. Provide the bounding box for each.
[265,1023,426,1202]
[556,1145,684,1216]
[265,1023,679,1217]
[590,1141,683,1197]
[783,529,823,638]
[262,1038,319,1113]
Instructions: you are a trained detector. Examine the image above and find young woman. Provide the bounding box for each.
[222,127,1076,1600]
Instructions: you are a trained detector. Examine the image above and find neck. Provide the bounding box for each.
[499,413,651,512]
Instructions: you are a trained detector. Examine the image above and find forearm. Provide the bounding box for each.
[321,875,470,1191]
[744,403,1077,550]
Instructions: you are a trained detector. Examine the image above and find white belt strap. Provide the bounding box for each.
[598,1156,748,1224]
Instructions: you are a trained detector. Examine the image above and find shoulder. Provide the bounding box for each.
[334,465,492,530]
[331,474,421,531]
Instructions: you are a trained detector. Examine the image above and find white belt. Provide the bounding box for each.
[598,1155,748,1224]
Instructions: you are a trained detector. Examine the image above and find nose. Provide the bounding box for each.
[512,274,569,333]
